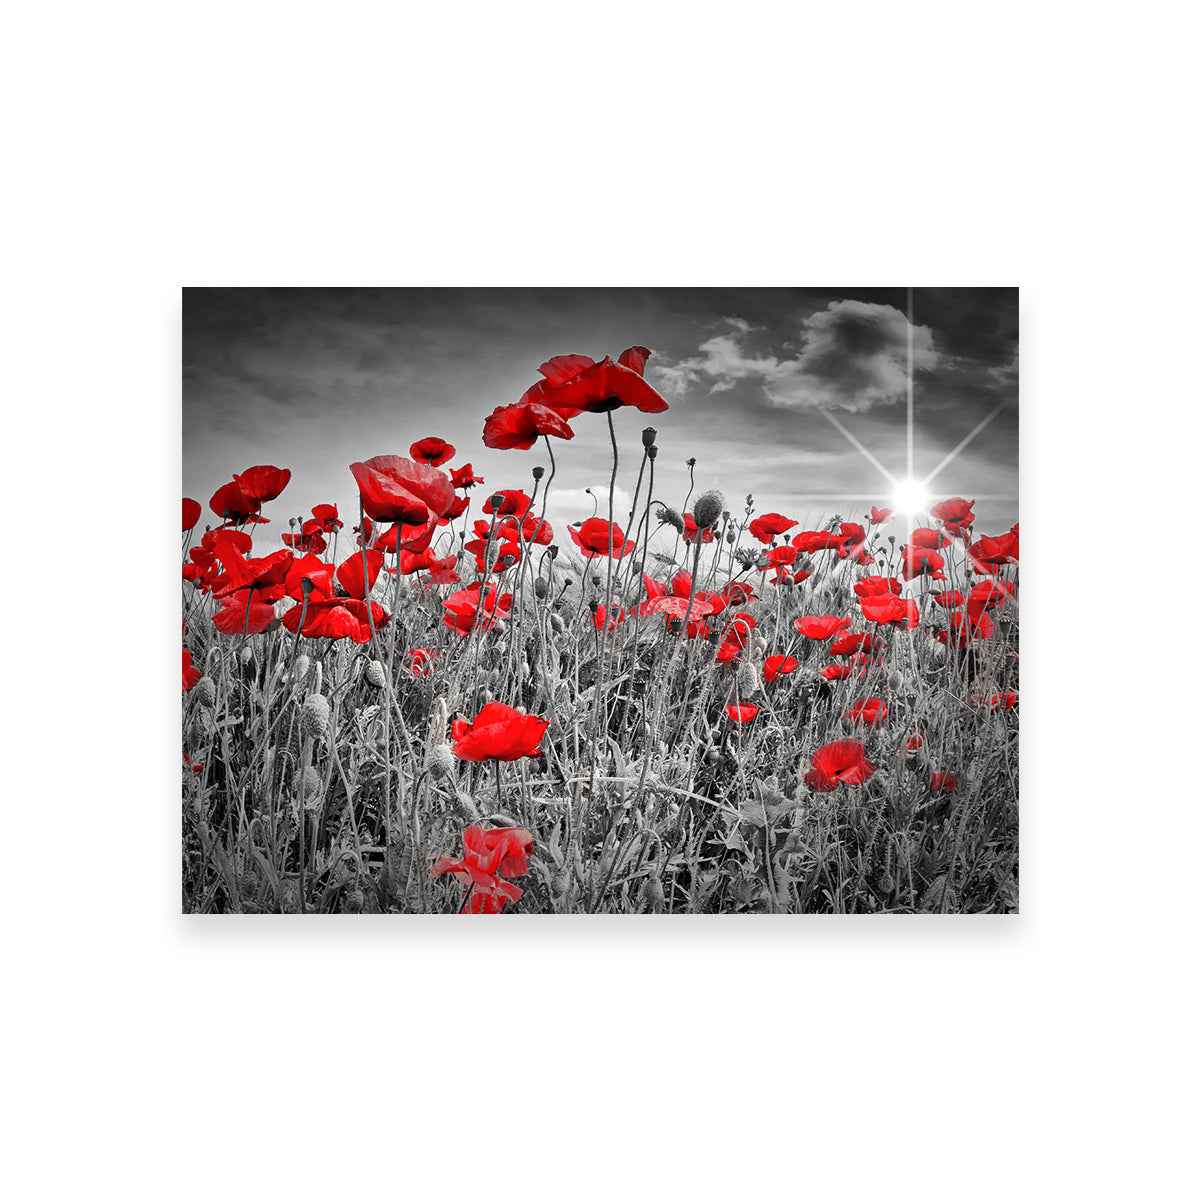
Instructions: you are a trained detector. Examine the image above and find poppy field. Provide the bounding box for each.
[181,345,1018,914]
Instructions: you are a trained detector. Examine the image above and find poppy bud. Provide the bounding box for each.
[668,617,683,634]
[647,446,658,460]
[239,646,253,667]
[195,677,217,707]
[289,517,297,527]
[640,874,665,913]
[642,427,657,447]
[293,654,311,683]
[549,613,565,634]
[693,490,725,530]
[345,888,365,913]
[532,465,545,480]
[301,693,331,741]
[534,578,549,600]
[364,660,386,688]
[588,599,599,614]
[725,529,735,543]
[547,545,559,559]
[591,573,601,587]
[428,743,455,780]
[659,506,685,535]
[746,494,753,507]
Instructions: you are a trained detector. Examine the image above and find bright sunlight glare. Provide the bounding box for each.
[893,478,928,513]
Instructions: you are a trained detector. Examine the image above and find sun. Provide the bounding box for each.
[893,478,928,514]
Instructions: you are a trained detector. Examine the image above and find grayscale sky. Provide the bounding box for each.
[183,287,1017,559]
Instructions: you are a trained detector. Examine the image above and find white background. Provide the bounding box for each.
[4,2,1194,1196]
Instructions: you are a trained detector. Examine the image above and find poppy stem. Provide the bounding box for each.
[357,491,392,855]
[494,757,503,814]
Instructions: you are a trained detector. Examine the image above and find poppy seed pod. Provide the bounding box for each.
[647,445,658,460]
[686,457,697,467]
[490,493,505,509]
[693,490,725,530]
[301,693,331,741]
[300,575,314,594]
[532,465,544,480]
[659,506,685,535]
[642,427,657,447]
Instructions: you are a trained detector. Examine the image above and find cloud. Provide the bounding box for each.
[653,300,939,413]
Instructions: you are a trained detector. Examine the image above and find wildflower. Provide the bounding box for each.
[795,615,852,640]
[281,596,388,644]
[819,664,856,681]
[854,575,902,600]
[763,655,799,682]
[929,772,959,793]
[183,648,202,692]
[929,497,975,537]
[406,647,437,676]
[803,738,877,792]
[901,545,946,582]
[860,594,920,630]
[682,512,716,543]
[869,507,893,524]
[349,454,456,530]
[451,463,485,490]
[311,503,343,532]
[829,632,881,657]
[932,589,965,609]
[725,703,759,723]
[748,512,798,544]
[182,498,202,532]
[482,489,533,518]
[521,346,669,415]
[835,522,872,564]
[483,402,576,450]
[451,702,549,762]
[442,582,513,635]
[568,517,634,559]
[979,691,1019,710]
[281,522,328,554]
[910,526,949,550]
[966,579,1015,620]
[432,825,534,913]
[968,527,1019,572]
[209,479,268,525]
[212,590,278,635]
[937,611,994,647]
[792,530,849,554]
[842,697,888,726]
[410,437,455,467]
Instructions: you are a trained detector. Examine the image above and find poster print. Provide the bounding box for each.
[182,288,1018,914]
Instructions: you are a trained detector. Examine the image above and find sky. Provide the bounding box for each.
[182,288,1018,561]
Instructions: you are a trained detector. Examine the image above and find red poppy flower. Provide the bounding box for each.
[497,514,554,546]
[209,480,268,525]
[795,615,852,640]
[283,552,335,601]
[281,521,328,554]
[183,648,202,691]
[869,507,893,524]
[437,495,470,526]
[829,632,882,657]
[183,498,202,532]
[901,545,946,581]
[212,590,278,635]
[842,697,888,726]
[280,596,388,644]
[482,489,533,518]
[354,517,374,547]
[483,402,577,451]
[968,529,1020,572]
[211,546,293,600]
[749,513,798,544]
[716,615,757,661]
[442,582,513,635]
[451,701,550,762]
[792,530,849,554]
[835,523,869,562]
[523,346,668,416]
[937,611,994,647]
[966,579,1014,621]
[349,455,457,531]
[400,548,457,576]
[568,517,634,559]
[763,655,799,682]
[410,437,455,467]
[233,465,291,506]
[910,526,949,550]
[682,513,717,544]
[929,772,959,793]
[310,503,342,532]
[932,589,965,609]
[860,594,920,629]
[929,497,975,537]
[432,824,534,913]
[819,663,856,681]
[407,647,437,676]
[803,738,877,792]
[725,703,759,722]
[723,580,756,606]
[593,604,626,631]
[450,463,484,491]
[979,691,1019,710]
[335,548,384,599]
[639,594,715,624]
[854,575,901,600]
[763,544,799,570]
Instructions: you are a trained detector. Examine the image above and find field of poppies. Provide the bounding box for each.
[181,346,1018,914]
